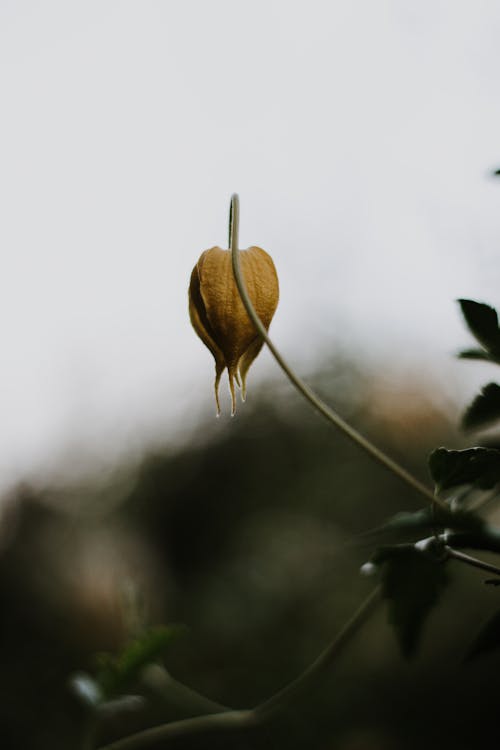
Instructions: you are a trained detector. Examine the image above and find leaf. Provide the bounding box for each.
[96,625,184,699]
[429,447,500,491]
[458,299,500,355]
[362,507,484,541]
[444,523,500,555]
[462,383,500,431]
[458,348,492,361]
[376,547,449,657]
[466,608,500,662]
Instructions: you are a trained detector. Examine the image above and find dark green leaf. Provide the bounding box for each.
[429,447,500,491]
[96,625,184,699]
[458,348,492,361]
[362,507,484,542]
[458,299,500,354]
[466,608,500,661]
[462,383,500,431]
[445,523,500,555]
[377,547,449,657]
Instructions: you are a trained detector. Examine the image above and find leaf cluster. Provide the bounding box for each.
[363,300,500,663]
[458,299,500,430]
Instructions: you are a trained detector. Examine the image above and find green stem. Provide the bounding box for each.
[445,546,500,577]
[255,584,381,717]
[96,710,255,750]
[228,193,445,510]
[96,586,380,750]
[141,664,228,715]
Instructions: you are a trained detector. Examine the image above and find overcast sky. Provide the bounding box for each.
[2,1,500,495]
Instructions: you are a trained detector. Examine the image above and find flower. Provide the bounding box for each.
[189,245,279,414]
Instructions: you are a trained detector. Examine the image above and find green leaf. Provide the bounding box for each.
[96,625,184,699]
[376,547,449,657]
[458,299,500,354]
[362,507,484,541]
[462,383,500,431]
[429,447,500,491]
[444,523,500,555]
[466,608,500,662]
[458,348,492,361]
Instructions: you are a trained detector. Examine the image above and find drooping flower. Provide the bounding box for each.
[189,245,279,414]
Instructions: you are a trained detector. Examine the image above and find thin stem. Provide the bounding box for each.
[97,710,256,750]
[445,546,500,577]
[228,193,445,510]
[141,664,229,715]
[255,584,381,716]
[97,586,381,750]
[469,487,500,514]
[228,192,239,249]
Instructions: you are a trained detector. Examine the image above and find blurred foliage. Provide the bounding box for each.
[376,546,449,658]
[429,446,500,491]
[94,626,183,700]
[2,357,500,749]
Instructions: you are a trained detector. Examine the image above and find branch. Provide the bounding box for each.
[140,664,228,715]
[228,194,445,510]
[97,710,256,750]
[97,586,381,749]
[445,546,500,577]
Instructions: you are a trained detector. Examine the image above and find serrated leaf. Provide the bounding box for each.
[96,625,184,699]
[458,349,492,361]
[462,383,500,431]
[429,447,500,491]
[458,299,500,354]
[466,608,500,662]
[378,547,449,657]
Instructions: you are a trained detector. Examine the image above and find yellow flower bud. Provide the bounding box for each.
[189,245,279,415]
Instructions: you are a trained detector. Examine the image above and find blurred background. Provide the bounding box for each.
[3,1,500,748]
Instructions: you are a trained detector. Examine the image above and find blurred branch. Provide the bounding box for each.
[229,194,445,510]
[445,546,500,578]
[97,586,381,749]
[140,664,229,714]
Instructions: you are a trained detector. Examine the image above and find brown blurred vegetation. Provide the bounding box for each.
[1,358,500,749]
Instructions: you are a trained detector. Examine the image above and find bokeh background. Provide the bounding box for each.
[2,1,500,748]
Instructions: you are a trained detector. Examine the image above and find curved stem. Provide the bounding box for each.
[141,664,228,714]
[445,546,500,577]
[97,585,380,750]
[97,710,256,750]
[255,584,381,716]
[228,193,445,510]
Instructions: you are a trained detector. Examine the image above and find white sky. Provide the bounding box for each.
[2,0,500,494]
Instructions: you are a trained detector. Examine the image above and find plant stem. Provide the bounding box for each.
[97,710,255,750]
[228,193,445,510]
[445,546,500,577]
[96,586,381,749]
[255,584,381,717]
[140,664,229,714]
